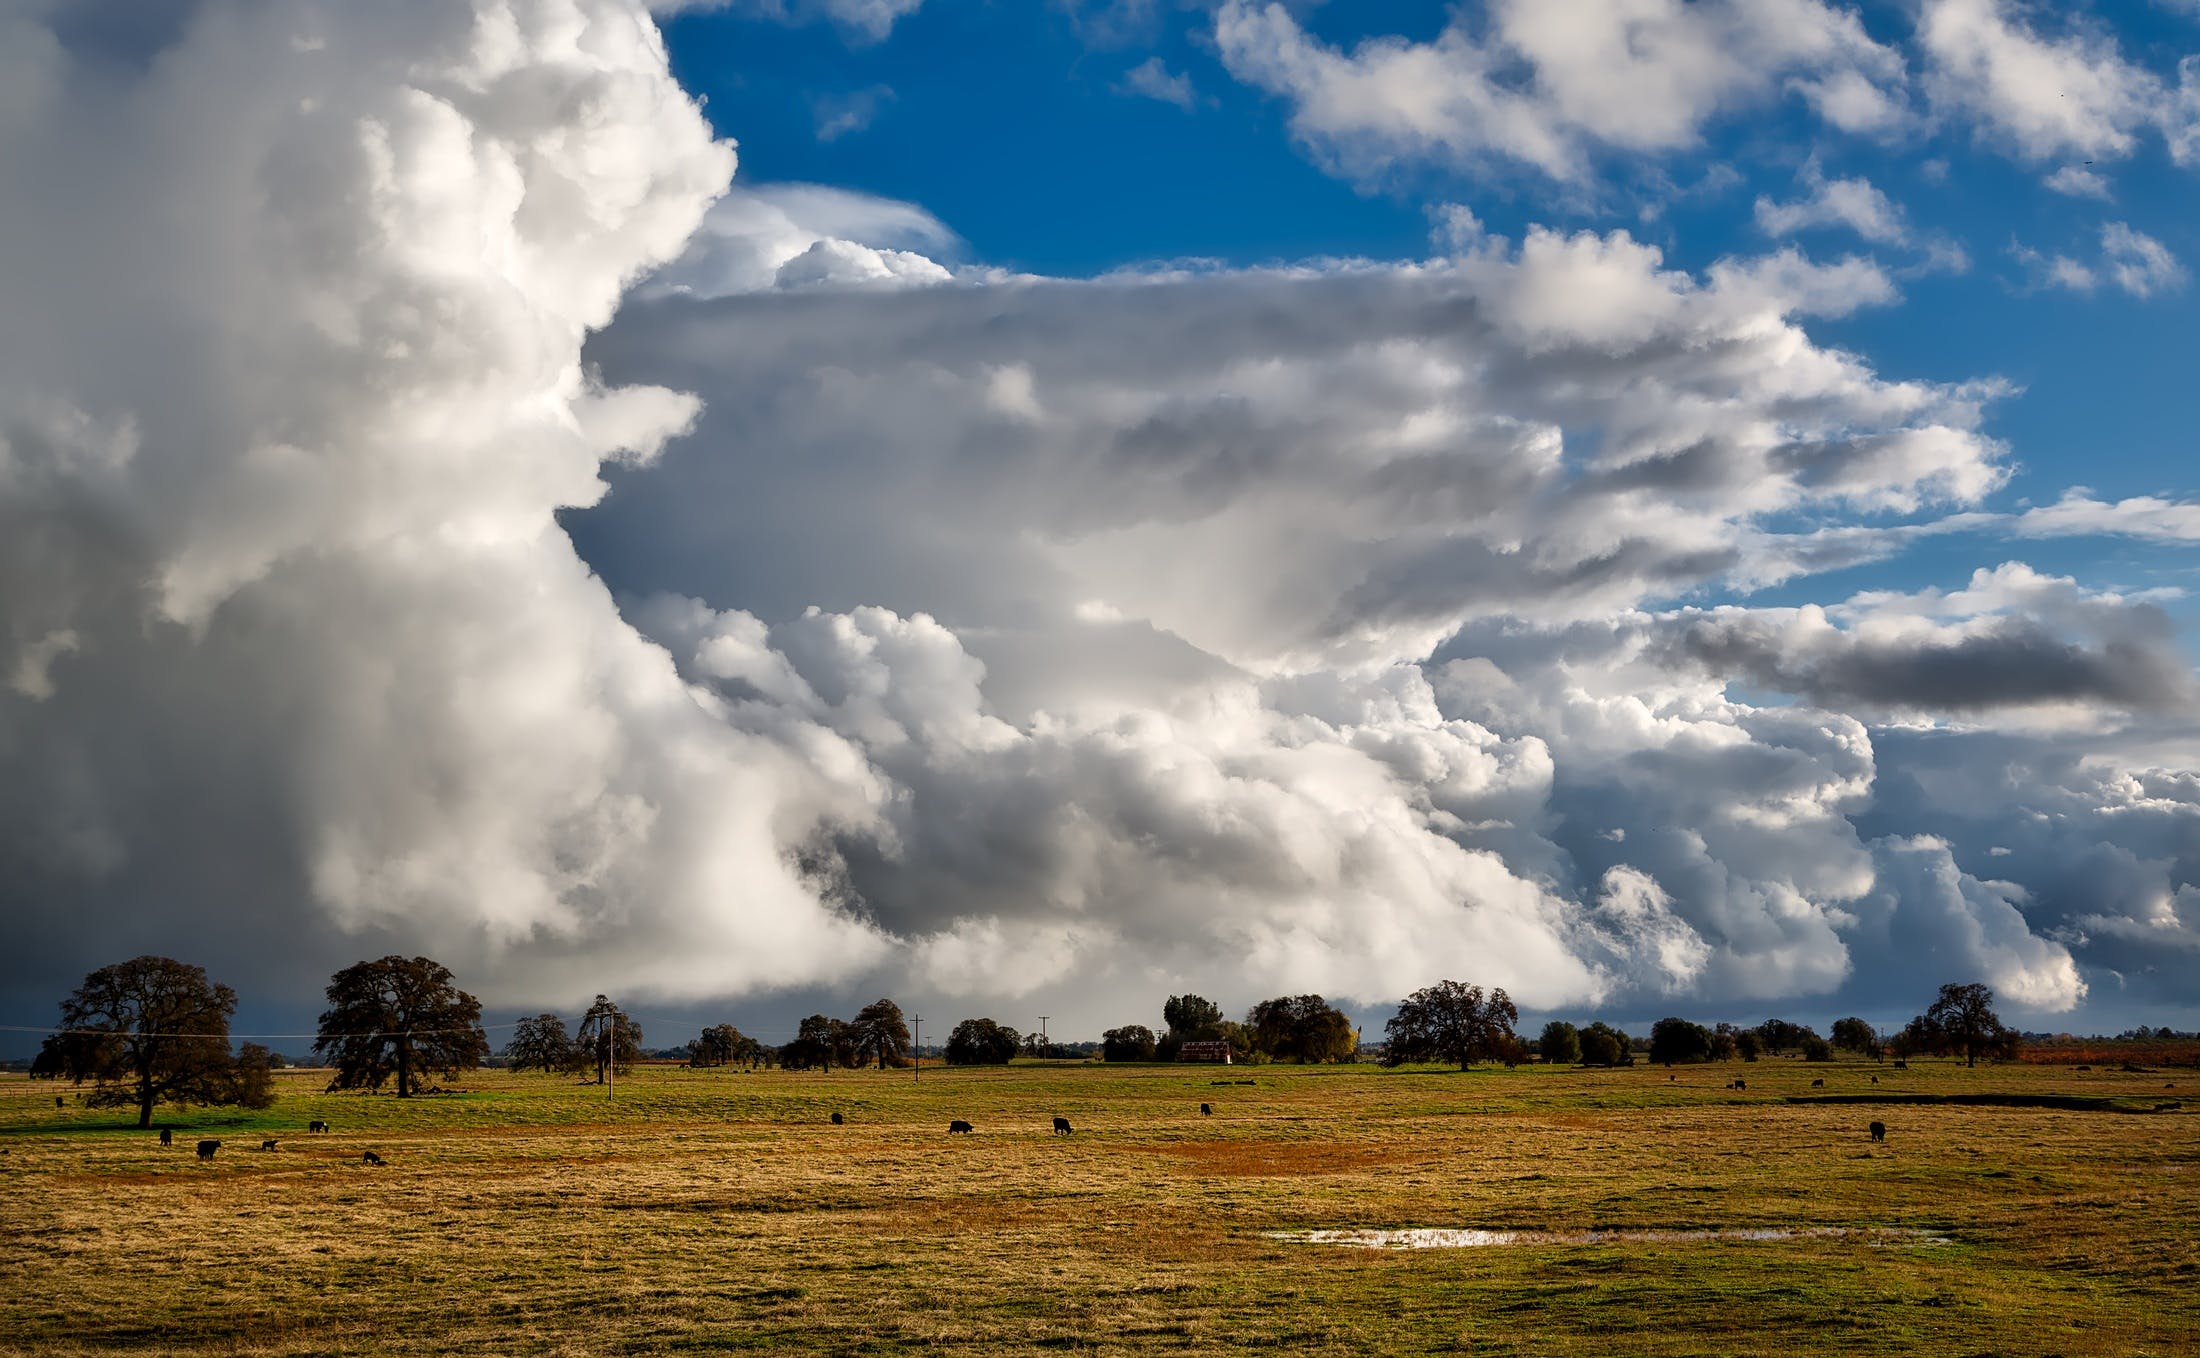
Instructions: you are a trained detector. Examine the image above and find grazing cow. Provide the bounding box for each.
[1869,1121,1886,1143]
[55,1096,64,1108]
[1200,1103,1212,1116]
[308,1120,328,1134]
[1893,1059,1908,1070]
[362,1151,384,1166]
[948,1120,974,1135]
[1735,1079,1746,1091]
[260,1139,279,1151]
[1811,1079,1824,1088]
[158,1129,172,1147]
[1052,1117,1072,1136]
[830,1112,844,1125]
[196,1140,220,1161]
[2076,1065,2092,1072]
[1871,1076,1878,1084]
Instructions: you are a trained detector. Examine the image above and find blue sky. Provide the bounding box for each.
[653,0,2200,626]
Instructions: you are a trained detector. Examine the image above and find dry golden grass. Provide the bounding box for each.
[3,1057,2195,1355]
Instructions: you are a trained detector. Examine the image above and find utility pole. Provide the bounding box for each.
[912,1015,921,1082]
[1038,1016,1049,1060]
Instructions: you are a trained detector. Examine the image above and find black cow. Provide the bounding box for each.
[158,1129,172,1147]
[309,1120,328,1134]
[830,1112,844,1125]
[196,1139,220,1161]
[948,1120,974,1135]
[1811,1078,1824,1088]
[1869,1121,1886,1143]
[1200,1103,1212,1116]
[362,1150,385,1166]
[260,1139,279,1151]
[1893,1059,1908,1070]
[1052,1117,1072,1136]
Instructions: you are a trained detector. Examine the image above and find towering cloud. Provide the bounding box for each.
[3,0,2195,1036]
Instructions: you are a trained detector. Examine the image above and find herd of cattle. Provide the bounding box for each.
[147,1074,1901,1163]
[156,1118,387,1166]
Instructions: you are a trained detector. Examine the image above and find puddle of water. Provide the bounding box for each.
[1266,1226,1951,1249]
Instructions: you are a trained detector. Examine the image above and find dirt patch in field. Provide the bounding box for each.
[1147,1140,1416,1177]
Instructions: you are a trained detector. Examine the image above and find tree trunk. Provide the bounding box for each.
[137,1091,154,1128]
[397,1034,413,1097]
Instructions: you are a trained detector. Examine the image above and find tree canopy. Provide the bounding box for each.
[1579,1021,1633,1067]
[1909,982,2020,1066]
[1101,1024,1156,1062]
[944,1018,1021,1065]
[504,1013,581,1075]
[780,1014,843,1070]
[314,955,488,1097]
[576,995,644,1084]
[1830,1017,1883,1060]
[1648,1016,1712,1066]
[1162,994,1225,1041]
[1245,994,1357,1063]
[688,1023,764,1069]
[49,955,259,1127]
[1537,1020,1581,1065]
[1380,981,1518,1070]
[849,998,912,1069]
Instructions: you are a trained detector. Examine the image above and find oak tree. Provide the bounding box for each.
[1380,981,1518,1070]
[505,1013,581,1075]
[943,1017,1021,1065]
[315,956,488,1097]
[849,998,912,1069]
[576,995,644,1084]
[50,956,249,1128]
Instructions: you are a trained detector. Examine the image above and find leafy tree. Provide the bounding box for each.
[781,1014,840,1070]
[1801,1033,1834,1062]
[1101,1024,1157,1062]
[1648,1017,1712,1066]
[1734,1027,1762,1062]
[1538,1020,1581,1065]
[315,956,488,1097]
[1914,982,2020,1067]
[505,1013,580,1075]
[1579,1021,1633,1067]
[230,1043,277,1110]
[1162,994,1226,1041]
[944,1018,1021,1065]
[49,956,248,1127]
[848,999,912,1069]
[1380,981,1518,1070]
[1710,1023,1741,1062]
[576,995,644,1084]
[1831,1016,1883,1060]
[1753,1018,1816,1056]
[1245,994,1358,1063]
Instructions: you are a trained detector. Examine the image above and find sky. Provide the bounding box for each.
[5,0,2200,1057]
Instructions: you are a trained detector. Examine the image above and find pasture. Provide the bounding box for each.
[2,1058,2195,1355]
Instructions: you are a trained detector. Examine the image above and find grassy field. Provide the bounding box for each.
[3,1056,2195,1355]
